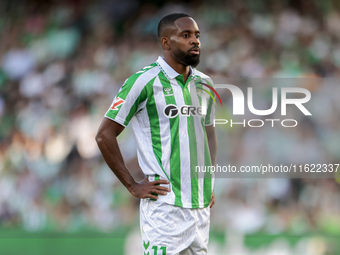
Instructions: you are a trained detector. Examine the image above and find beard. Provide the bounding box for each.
[171,47,200,68]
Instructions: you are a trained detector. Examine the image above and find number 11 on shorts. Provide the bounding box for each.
[152,245,166,255]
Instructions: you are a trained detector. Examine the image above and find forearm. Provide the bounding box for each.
[96,118,170,199]
[96,122,136,191]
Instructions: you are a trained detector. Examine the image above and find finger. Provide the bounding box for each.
[152,180,170,185]
[151,189,169,196]
[209,194,215,208]
[154,186,171,192]
[147,194,159,200]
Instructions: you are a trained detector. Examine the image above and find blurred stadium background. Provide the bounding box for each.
[1,0,340,254]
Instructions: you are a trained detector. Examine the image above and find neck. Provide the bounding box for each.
[163,54,190,83]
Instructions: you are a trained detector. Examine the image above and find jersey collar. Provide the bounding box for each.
[156,56,195,80]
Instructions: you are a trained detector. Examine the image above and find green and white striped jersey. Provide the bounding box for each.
[105,56,215,208]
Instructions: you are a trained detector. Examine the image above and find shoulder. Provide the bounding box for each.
[193,69,214,85]
[124,62,161,88]
[194,69,210,79]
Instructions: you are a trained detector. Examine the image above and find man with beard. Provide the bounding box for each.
[96,13,217,254]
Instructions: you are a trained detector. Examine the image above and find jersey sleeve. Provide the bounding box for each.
[204,78,216,126]
[105,74,148,127]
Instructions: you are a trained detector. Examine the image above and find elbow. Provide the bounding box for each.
[95,119,123,148]
[95,130,104,146]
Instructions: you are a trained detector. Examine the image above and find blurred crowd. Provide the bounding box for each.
[1,0,340,252]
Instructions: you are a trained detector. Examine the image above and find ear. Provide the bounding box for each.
[161,37,171,50]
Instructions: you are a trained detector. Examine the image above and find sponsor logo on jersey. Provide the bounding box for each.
[163,104,179,118]
[164,104,203,118]
[111,97,125,110]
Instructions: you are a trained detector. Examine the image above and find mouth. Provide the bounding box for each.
[189,48,200,55]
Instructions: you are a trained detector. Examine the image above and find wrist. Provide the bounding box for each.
[125,178,137,192]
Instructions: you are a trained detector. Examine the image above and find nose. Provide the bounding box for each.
[191,35,200,46]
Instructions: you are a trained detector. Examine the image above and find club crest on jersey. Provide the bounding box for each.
[163,87,173,96]
[111,97,125,110]
[196,88,203,95]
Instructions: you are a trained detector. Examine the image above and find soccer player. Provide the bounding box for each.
[96,13,217,254]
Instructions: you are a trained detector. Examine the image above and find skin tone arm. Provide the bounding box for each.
[205,124,217,208]
[95,118,171,200]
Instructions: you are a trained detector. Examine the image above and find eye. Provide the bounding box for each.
[195,34,200,39]
[183,33,189,38]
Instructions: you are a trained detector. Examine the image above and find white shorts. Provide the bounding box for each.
[140,198,210,255]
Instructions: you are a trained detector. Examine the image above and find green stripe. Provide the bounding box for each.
[195,78,203,107]
[203,78,214,125]
[145,78,170,181]
[150,174,160,201]
[160,72,182,207]
[124,84,148,125]
[178,76,199,207]
[199,76,213,206]
[105,63,157,120]
[203,126,212,207]
[202,88,217,105]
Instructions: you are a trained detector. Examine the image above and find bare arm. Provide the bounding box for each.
[205,124,217,208]
[95,118,170,200]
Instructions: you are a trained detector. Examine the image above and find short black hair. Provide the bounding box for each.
[157,13,191,38]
